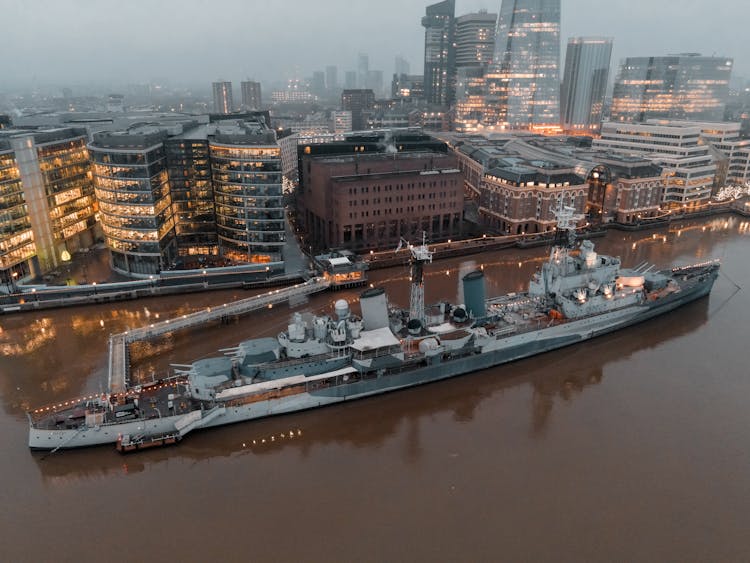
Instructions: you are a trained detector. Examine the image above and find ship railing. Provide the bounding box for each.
[28,393,109,424]
[671,259,720,273]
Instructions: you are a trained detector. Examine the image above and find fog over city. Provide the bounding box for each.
[1,0,748,90]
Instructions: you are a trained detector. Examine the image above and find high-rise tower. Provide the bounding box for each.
[455,11,497,68]
[487,0,561,130]
[422,0,456,106]
[560,37,613,134]
[240,80,262,110]
[212,81,233,114]
[454,10,497,131]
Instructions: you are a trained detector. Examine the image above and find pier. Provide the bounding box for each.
[107,278,330,393]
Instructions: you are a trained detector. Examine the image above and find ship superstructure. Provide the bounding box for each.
[28,213,720,451]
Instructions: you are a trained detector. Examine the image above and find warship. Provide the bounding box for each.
[28,207,719,451]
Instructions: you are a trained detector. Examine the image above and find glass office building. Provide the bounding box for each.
[611,54,733,122]
[165,134,218,259]
[422,0,456,106]
[487,0,561,130]
[209,121,284,265]
[0,141,34,288]
[89,127,177,276]
[0,127,98,284]
[560,37,613,134]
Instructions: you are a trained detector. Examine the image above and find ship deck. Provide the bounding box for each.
[30,380,193,430]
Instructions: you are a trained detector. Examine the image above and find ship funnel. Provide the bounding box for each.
[359,287,389,330]
[334,299,350,320]
[462,270,486,319]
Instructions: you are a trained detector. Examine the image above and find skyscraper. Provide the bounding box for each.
[611,54,733,122]
[344,71,357,90]
[241,80,262,110]
[325,65,338,92]
[366,70,384,98]
[212,81,233,114]
[310,71,326,99]
[395,56,410,76]
[487,0,561,130]
[454,10,497,131]
[455,11,497,68]
[422,0,456,106]
[560,37,613,134]
[357,53,369,89]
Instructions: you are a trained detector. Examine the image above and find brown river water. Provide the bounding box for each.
[2,216,750,562]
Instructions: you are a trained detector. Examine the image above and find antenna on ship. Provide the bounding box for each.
[396,232,433,325]
[553,204,584,249]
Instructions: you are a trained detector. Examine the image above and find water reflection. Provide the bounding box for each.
[528,298,709,436]
[33,298,710,483]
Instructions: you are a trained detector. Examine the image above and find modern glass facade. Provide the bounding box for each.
[165,138,218,258]
[36,134,97,247]
[455,66,490,131]
[88,119,284,276]
[210,139,284,264]
[0,145,34,286]
[487,0,561,130]
[89,130,177,276]
[0,128,99,283]
[560,37,613,134]
[455,11,497,68]
[422,0,455,106]
[611,55,733,122]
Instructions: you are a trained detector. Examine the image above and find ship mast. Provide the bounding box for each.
[553,204,582,249]
[397,232,433,324]
[549,204,584,278]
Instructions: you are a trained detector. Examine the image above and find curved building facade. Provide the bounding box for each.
[89,128,176,276]
[209,123,284,265]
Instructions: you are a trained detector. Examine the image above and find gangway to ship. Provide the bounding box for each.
[107,278,331,394]
[175,406,226,438]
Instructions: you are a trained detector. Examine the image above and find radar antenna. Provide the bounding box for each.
[553,204,584,248]
[396,232,433,324]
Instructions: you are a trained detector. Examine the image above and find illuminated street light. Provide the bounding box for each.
[60,250,72,286]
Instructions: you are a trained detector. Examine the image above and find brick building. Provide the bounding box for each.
[482,165,588,235]
[587,155,664,224]
[299,151,463,251]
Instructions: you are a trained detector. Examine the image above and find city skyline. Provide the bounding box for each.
[1,0,749,91]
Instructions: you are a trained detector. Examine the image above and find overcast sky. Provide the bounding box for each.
[1,0,747,91]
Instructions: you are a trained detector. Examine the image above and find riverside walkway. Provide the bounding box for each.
[107,278,330,393]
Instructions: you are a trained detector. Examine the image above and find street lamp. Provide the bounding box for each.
[60,249,72,286]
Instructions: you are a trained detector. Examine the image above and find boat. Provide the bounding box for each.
[28,206,720,451]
